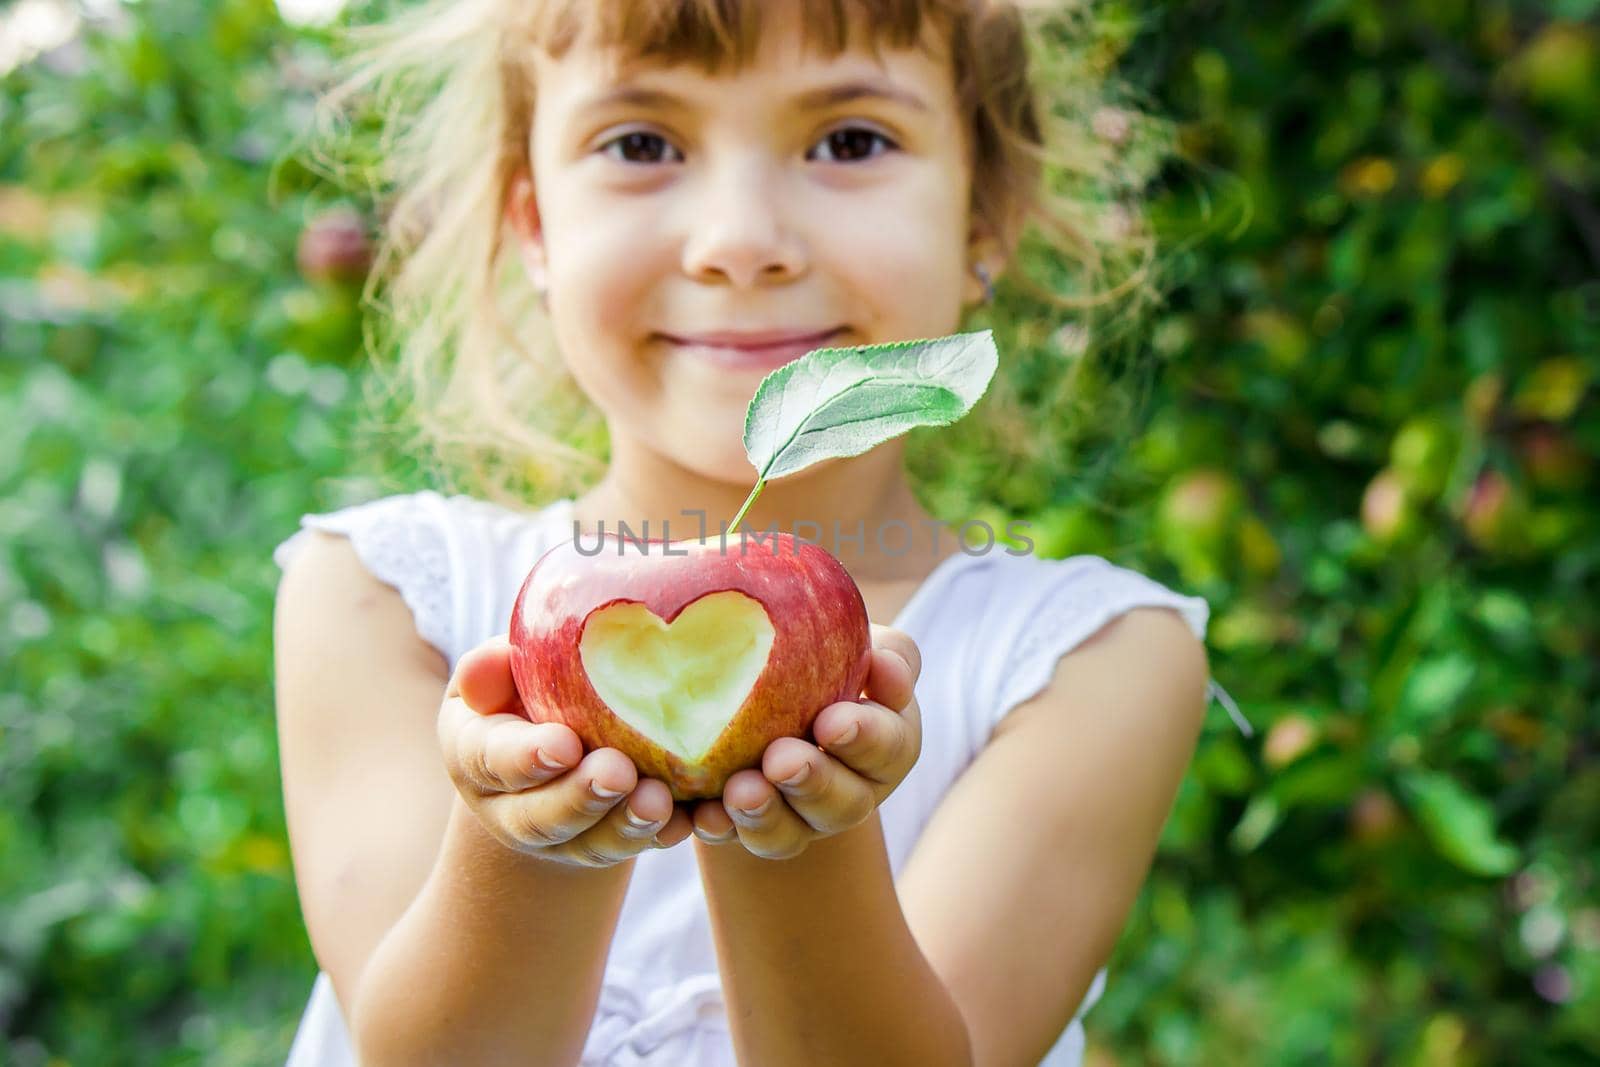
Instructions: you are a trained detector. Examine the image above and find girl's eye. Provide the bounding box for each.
[601,125,902,167]
[809,126,899,164]
[599,131,682,165]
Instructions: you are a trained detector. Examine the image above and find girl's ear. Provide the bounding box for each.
[966,220,1006,300]
[505,171,549,290]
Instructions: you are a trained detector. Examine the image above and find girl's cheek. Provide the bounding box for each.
[558,232,658,308]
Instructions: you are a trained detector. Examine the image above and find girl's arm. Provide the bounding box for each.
[352,798,635,1067]
[697,814,974,1067]
[275,532,649,1067]
[894,606,1209,1066]
[689,635,970,1066]
[692,606,1208,1067]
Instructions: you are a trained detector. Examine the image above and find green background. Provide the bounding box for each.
[2,1,1596,1063]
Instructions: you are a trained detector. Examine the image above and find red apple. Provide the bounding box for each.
[1457,468,1532,554]
[1263,712,1319,769]
[508,531,873,801]
[295,206,372,286]
[1155,468,1245,585]
[1361,468,1421,545]
[1348,787,1402,845]
[1518,424,1591,492]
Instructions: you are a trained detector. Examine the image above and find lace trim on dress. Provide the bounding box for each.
[273,494,459,668]
[996,557,1250,738]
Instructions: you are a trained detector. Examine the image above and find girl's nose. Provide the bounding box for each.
[679,159,808,290]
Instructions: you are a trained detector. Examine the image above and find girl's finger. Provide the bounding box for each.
[478,714,583,794]
[651,807,697,849]
[868,625,922,682]
[570,778,684,863]
[442,696,574,796]
[450,635,520,716]
[761,739,876,836]
[811,698,921,786]
[690,800,739,845]
[719,769,814,860]
[608,777,676,831]
[485,747,639,849]
[862,645,917,712]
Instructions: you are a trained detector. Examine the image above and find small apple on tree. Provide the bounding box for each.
[295,205,373,286]
[508,332,999,800]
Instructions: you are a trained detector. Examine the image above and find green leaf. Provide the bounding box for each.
[743,330,999,482]
[1399,772,1520,877]
[1397,653,1476,729]
[1267,755,1362,809]
[1229,793,1282,853]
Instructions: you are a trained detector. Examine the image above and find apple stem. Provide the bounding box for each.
[727,478,765,535]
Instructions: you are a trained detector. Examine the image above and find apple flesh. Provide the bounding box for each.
[508,531,873,801]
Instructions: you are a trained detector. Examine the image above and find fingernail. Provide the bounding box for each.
[535,748,568,772]
[694,825,737,844]
[733,796,774,820]
[624,807,663,831]
[830,722,860,747]
[590,782,627,801]
[777,764,811,788]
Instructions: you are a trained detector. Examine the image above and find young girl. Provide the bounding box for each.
[272,1,1241,1064]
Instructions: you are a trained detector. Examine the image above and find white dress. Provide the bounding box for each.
[272,490,1240,1066]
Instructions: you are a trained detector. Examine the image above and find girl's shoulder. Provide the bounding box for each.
[271,489,576,675]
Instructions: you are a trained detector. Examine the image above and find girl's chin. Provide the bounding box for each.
[652,425,758,484]
[683,457,766,495]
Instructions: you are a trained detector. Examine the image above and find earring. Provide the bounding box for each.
[973,262,995,305]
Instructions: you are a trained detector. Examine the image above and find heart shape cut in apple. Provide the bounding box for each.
[509,530,873,800]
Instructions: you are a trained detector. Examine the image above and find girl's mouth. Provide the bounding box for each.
[661,328,846,371]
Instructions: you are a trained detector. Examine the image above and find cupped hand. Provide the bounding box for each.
[689,624,923,860]
[439,634,696,868]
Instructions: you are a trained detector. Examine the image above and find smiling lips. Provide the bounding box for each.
[662,327,845,371]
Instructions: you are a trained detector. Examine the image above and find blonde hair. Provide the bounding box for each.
[301,0,1183,514]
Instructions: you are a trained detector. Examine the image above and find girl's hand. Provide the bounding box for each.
[690,625,923,860]
[439,634,696,868]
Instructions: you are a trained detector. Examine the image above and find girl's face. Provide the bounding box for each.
[507,5,995,488]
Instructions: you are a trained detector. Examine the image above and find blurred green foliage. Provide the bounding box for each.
[2,1,1596,1064]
